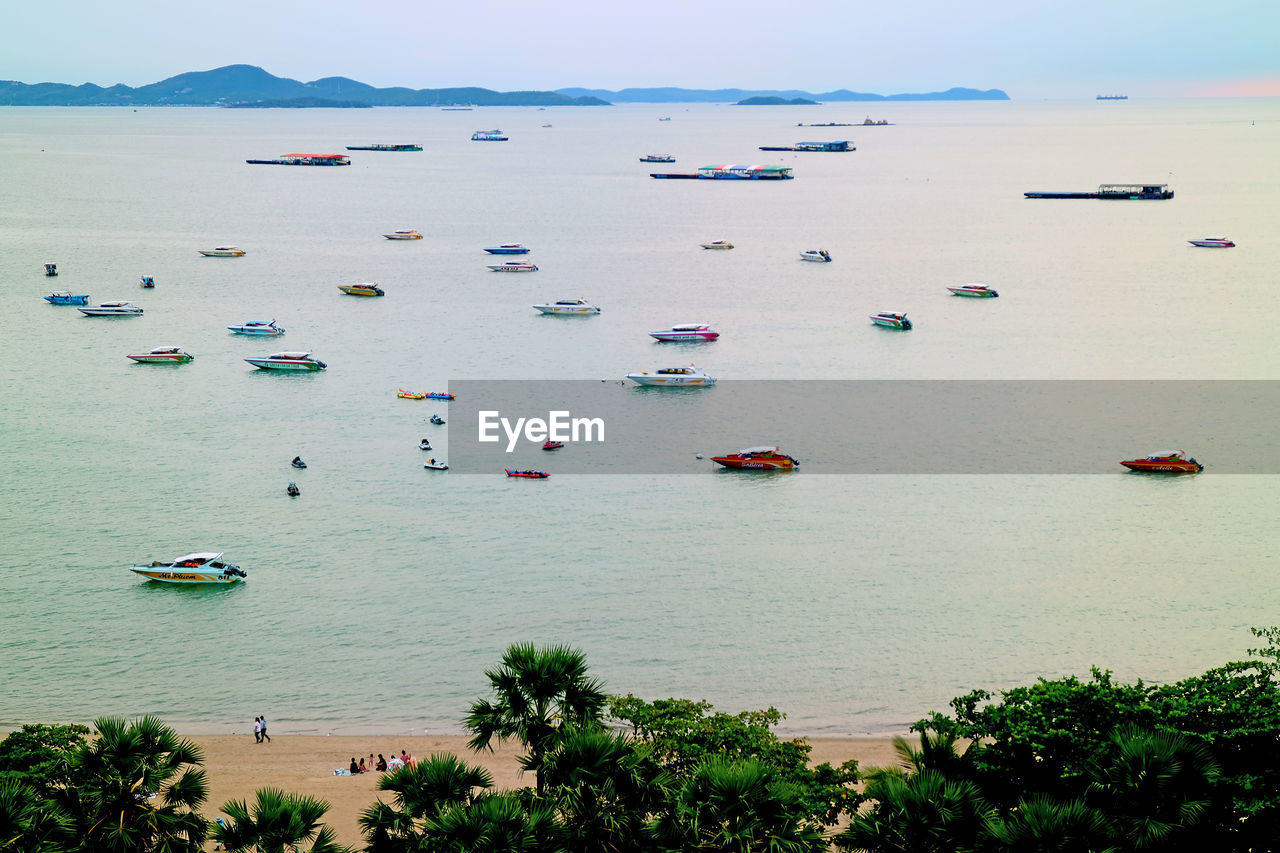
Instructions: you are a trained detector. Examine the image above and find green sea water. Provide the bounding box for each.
[1,100,1277,735]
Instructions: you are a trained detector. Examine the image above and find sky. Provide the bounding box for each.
[3,0,1278,98]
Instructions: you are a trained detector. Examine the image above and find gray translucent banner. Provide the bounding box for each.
[441,381,1279,474]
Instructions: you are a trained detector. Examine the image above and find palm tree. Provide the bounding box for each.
[891,728,981,780]
[1087,725,1220,851]
[424,792,562,853]
[465,643,607,794]
[358,754,493,851]
[653,757,827,853]
[0,780,72,852]
[836,767,992,853]
[60,715,208,853]
[984,795,1117,853]
[214,788,352,853]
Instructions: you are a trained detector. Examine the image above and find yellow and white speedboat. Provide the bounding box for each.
[131,552,246,584]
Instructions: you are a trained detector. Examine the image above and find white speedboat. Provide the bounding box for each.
[640,154,676,163]
[78,301,143,316]
[701,240,734,250]
[488,262,538,272]
[383,230,423,240]
[130,552,246,584]
[199,246,245,257]
[649,323,719,342]
[947,284,999,298]
[533,300,600,315]
[127,346,194,364]
[870,312,912,330]
[228,320,285,335]
[424,459,449,470]
[626,365,717,386]
[244,352,327,371]
[1188,236,1234,248]
[800,249,833,262]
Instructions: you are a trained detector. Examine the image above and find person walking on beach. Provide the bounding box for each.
[259,715,271,743]
[253,717,262,744]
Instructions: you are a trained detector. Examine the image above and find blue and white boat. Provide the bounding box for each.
[44,291,90,305]
[471,130,508,141]
[228,320,285,336]
[484,244,530,255]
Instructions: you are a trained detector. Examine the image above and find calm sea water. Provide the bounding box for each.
[1,100,1277,736]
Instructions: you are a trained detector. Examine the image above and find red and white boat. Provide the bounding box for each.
[1187,236,1234,248]
[711,446,799,470]
[542,441,564,450]
[506,469,550,478]
[1119,451,1203,473]
[649,323,719,342]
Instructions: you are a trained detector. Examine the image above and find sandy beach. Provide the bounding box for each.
[191,732,901,847]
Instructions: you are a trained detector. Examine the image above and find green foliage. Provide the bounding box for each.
[0,779,73,852]
[983,795,1116,853]
[358,753,493,851]
[836,767,993,853]
[0,723,89,793]
[216,787,353,853]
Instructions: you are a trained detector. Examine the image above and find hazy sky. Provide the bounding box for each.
[4,0,1277,97]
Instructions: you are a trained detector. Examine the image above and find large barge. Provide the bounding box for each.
[651,164,794,180]
[345,143,422,151]
[1024,183,1172,200]
[759,140,853,152]
[246,153,351,166]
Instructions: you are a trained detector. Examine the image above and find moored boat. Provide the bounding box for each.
[244,352,327,371]
[246,153,351,166]
[533,300,600,315]
[139,276,155,288]
[484,244,530,254]
[1024,184,1173,200]
[398,389,428,399]
[471,130,508,141]
[199,246,246,257]
[506,469,549,478]
[424,459,449,470]
[639,154,676,162]
[649,323,720,342]
[1119,451,1203,473]
[228,320,285,335]
[44,263,58,276]
[44,291,90,305]
[430,415,445,425]
[425,392,455,400]
[870,312,912,329]
[487,262,538,272]
[701,240,734,249]
[1188,236,1234,248]
[79,301,143,316]
[948,284,999,297]
[800,249,832,262]
[543,441,564,450]
[626,365,717,386]
[346,144,422,151]
[759,140,853,152]
[383,230,423,240]
[339,283,385,296]
[127,346,194,364]
[711,446,799,470]
[130,552,246,584]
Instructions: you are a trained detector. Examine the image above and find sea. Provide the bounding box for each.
[1,99,1277,737]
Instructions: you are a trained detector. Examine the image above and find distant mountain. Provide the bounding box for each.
[0,65,610,106]
[737,96,818,106]
[555,86,1009,103]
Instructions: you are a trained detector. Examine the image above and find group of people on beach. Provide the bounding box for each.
[348,750,414,775]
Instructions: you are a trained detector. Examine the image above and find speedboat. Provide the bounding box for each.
[870,312,912,330]
[291,457,307,469]
[430,415,445,425]
[533,300,600,315]
[711,446,799,470]
[640,154,676,163]
[1119,451,1203,473]
[626,365,717,386]
[286,482,300,497]
[127,346,194,364]
[383,230,423,240]
[1188,236,1235,248]
[139,276,155,288]
[79,301,143,316]
[228,320,285,335]
[130,552,246,584]
[484,244,530,255]
[543,441,564,450]
[44,291,89,305]
[199,246,245,257]
[244,352,327,371]
[488,262,538,272]
[800,249,833,262]
[424,459,449,470]
[398,389,428,399]
[649,323,720,342]
[419,438,433,451]
[339,283,385,296]
[506,469,549,478]
[701,241,734,250]
[948,284,999,298]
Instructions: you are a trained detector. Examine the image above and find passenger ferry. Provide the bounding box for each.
[758,141,853,152]
[345,144,422,151]
[651,165,794,180]
[1025,184,1173,200]
[245,153,351,166]
[471,130,508,141]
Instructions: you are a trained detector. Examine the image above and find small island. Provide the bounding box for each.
[736,96,818,106]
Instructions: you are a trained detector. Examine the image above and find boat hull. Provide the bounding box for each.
[228,325,285,335]
[199,250,245,257]
[484,246,530,255]
[712,457,796,470]
[245,358,326,371]
[384,233,423,240]
[128,353,194,363]
[1119,461,1202,473]
[79,307,142,316]
[534,305,599,314]
[506,470,549,478]
[45,295,90,305]
[627,375,716,386]
[487,264,538,272]
[1188,240,1234,248]
[339,287,384,296]
[130,568,243,584]
[649,331,719,341]
[701,243,734,250]
[948,287,999,297]
[870,316,911,329]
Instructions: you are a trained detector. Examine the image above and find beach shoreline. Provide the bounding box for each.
[187,732,902,847]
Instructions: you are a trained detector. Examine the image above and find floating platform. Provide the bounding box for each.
[246,153,351,166]
[759,141,853,152]
[1025,183,1173,200]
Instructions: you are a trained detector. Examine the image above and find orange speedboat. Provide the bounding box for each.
[1119,450,1203,473]
[711,446,799,470]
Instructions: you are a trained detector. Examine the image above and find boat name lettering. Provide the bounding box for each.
[478,410,605,452]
